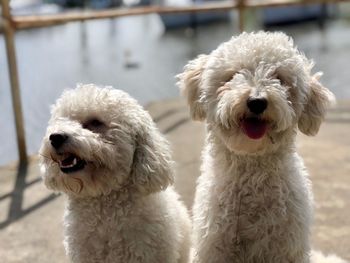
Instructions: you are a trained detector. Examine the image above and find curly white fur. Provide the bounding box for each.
[40,84,191,263]
[178,32,344,263]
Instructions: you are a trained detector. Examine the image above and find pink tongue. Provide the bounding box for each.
[241,118,267,139]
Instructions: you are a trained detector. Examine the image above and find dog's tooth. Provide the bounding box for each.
[59,156,80,169]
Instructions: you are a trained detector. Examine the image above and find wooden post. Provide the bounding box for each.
[1,0,28,164]
[238,0,245,32]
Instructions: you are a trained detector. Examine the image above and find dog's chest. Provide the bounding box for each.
[66,194,175,262]
[66,194,133,239]
[212,167,292,242]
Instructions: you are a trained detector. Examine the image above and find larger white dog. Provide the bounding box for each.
[178,32,345,262]
[40,85,191,263]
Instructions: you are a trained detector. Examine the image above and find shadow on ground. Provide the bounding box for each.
[0,98,349,262]
[0,163,58,230]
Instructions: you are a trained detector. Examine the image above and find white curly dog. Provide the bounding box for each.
[178,32,346,263]
[40,85,191,263]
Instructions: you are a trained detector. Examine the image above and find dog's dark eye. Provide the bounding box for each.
[83,118,105,132]
[221,73,236,85]
[274,73,288,86]
[90,119,103,127]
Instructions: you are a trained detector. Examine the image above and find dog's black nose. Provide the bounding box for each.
[49,133,68,149]
[247,97,268,114]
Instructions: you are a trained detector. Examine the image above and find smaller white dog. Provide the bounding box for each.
[40,84,191,263]
[178,32,345,263]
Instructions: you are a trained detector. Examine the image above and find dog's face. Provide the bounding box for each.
[178,32,335,155]
[40,85,173,197]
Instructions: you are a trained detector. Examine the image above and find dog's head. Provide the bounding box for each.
[178,32,335,155]
[40,85,173,197]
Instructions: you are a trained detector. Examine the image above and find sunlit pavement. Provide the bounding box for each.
[0,98,349,262]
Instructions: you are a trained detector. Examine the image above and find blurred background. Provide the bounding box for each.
[1,0,350,165]
[1,1,350,262]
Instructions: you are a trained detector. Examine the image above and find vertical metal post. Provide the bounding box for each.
[1,0,28,164]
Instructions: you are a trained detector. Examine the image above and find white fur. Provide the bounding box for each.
[40,84,191,263]
[178,32,344,262]
[311,251,348,263]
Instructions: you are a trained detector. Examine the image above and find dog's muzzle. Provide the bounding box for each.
[49,133,87,174]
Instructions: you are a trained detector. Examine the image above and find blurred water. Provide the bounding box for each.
[1,14,350,165]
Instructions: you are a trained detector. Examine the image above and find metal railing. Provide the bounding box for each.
[1,0,348,165]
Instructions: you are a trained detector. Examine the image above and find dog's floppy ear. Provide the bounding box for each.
[131,125,174,194]
[177,55,208,121]
[298,73,335,136]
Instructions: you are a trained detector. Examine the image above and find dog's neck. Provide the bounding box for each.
[67,187,135,205]
[207,131,297,169]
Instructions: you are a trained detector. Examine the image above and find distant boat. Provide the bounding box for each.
[11,0,62,15]
[158,0,230,29]
[50,0,137,8]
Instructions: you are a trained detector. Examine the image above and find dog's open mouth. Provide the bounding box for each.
[241,117,268,140]
[58,154,86,174]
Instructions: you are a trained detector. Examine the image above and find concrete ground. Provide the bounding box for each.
[0,98,349,262]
